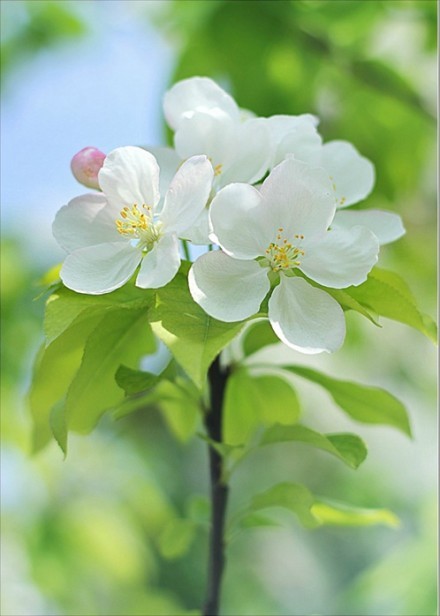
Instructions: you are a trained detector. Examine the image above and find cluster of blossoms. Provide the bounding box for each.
[54,77,405,354]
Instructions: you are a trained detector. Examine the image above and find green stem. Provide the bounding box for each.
[182,239,191,261]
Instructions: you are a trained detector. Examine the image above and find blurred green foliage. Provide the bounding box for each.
[1,0,87,86]
[1,1,437,615]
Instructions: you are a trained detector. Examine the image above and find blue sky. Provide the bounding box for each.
[1,2,174,265]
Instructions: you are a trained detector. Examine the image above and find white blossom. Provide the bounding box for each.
[266,115,405,244]
[189,158,379,354]
[53,146,213,294]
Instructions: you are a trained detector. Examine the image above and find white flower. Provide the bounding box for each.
[163,77,272,244]
[266,116,405,244]
[164,76,271,187]
[53,146,213,294]
[188,158,380,354]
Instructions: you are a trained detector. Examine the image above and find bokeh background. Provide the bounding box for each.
[1,1,437,615]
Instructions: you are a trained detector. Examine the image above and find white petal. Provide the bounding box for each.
[189,251,270,322]
[98,146,160,211]
[319,141,375,207]
[181,209,211,245]
[60,242,142,295]
[135,234,181,289]
[218,118,271,185]
[143,146,181,206]
[260,158,336,240]
[266,114,322,168]
[333,209,405,245]
[163,76,240,130]
[301,226,379,288]
[275,125,323,168]
[53,194,123,253]
[160,155,213,235]
[174,110,236,169]
[269,276,345,354]
[209,183,272,259]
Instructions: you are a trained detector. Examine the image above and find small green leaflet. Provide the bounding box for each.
[259,424,367,469]
[155,379,201,442]
[115,366,201,443]
[65,308,155,434]
[29,314,102,453]
[44,281,154,344]
[148,271,245,389]
[158,518,196,560]
[311,498,400,527]
[242,320,279,356]
[115,365,159,396]
[230,482,399,537]
[279,364,411,436]
[223,369,301,446]
[345,267,437,342]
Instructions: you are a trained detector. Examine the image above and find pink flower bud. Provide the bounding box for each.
[70,147,106,190]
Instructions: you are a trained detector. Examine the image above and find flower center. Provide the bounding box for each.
[265,227,305,272]
[115,204,161,249]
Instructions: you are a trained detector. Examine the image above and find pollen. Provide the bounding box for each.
[265,229,305,272]
[214,163,223,177]
[115,203,152,237]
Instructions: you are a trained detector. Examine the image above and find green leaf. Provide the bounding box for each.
[245,482,319,529]
[44,282,154,344]
[155,379,201,442]
[242,319,279,356]
[311,499,400,528]
[235,512,280,531]
[185,495,211,526]
[232,482,399,535]
[281,365,411,436]
[224,369,301,445]
[158,518,196,560]
[115,365,159,396]
[346,267,437,342]
[324,286,380,326]
[259,424,367,469]
[28,314,102,453]
[148,271,245,388]
[50,398,68,456]
[65,308,155,433]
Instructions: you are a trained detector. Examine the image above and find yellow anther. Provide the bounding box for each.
[265,229,306,272]
[115,203,151,237]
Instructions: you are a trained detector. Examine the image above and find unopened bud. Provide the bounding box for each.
[70,147,106,190]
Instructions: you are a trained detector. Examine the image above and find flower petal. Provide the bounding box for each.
[319,140,375,207]
[160,155,213,235]
[333,209,405,245]
[189,251,270,322]
[181,208,211,245]
[266,114,322,168]
[163,76,240,130]
[260,157,336,240]
[300,226,379,288]
[219,118,271,185]
[143,146,181,207]
[60,242,142,294]
[98,146,160,211]
[269,276,345,353]
[53,194,123,253]
[209,183,272,259]
[135,234,181,289]
[174,110,236,169]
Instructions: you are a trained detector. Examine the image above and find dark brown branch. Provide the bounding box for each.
[202,357,230,616]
